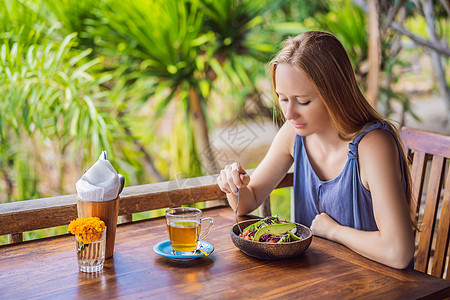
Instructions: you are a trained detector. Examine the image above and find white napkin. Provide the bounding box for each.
[76,151,121,202]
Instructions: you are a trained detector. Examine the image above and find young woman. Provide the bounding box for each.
[217,31,415,269]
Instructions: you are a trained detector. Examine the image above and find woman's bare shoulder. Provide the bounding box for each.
[358,129,398,156]
[358,129,401,188]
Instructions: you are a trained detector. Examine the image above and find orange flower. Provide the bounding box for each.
[68,217,105,244]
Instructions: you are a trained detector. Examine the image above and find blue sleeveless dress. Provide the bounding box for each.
[293,121,407,231]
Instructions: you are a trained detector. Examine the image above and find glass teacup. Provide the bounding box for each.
[165,207,214,255]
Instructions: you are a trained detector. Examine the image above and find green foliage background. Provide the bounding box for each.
[1,0,328,203]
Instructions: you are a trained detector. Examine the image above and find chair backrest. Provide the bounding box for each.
[401,127,450,280]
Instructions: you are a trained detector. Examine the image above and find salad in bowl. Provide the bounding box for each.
[240,216,303,243]
[231,216,312,259]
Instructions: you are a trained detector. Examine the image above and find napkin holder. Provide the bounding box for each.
[77,196,120,259]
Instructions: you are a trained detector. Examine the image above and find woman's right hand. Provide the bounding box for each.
[217,162,250,195]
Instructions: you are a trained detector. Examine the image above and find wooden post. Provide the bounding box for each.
[118,214,133,224]
[8,233,23,244]
[290,187,295,222]
[204,199,228,208]
[258,197,271,217]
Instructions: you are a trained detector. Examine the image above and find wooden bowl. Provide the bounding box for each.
[230,219,313,260]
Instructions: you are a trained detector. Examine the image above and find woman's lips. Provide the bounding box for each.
[292,123,306,129]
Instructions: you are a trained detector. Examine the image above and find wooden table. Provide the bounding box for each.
[1,206,449,299]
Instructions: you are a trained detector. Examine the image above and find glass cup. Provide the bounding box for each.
[76,227,106,273]
[165,207,214,255]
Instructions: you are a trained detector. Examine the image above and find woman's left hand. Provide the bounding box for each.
[310,212,339,240]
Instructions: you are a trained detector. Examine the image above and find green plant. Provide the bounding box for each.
[201,0,282,118]
[95,0,286,178]
[43,0,106,50]
[271,0,367,79]
[97,0,212,177]
[0,24,116,201]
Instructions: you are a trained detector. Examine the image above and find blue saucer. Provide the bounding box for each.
[153,240,214,261]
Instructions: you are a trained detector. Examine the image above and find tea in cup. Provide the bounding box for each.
[165,207,213,255]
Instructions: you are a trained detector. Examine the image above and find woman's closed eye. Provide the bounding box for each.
[279,98,311,106]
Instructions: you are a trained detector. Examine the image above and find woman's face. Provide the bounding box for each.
[275,64,332,136]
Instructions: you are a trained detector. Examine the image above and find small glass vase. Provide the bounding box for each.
[75,227,106,273]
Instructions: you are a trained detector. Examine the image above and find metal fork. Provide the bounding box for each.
[235,161,243,235]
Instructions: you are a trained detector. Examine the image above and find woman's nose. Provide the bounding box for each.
[284,101,298,120]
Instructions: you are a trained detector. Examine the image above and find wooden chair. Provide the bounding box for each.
[401,127,450,280]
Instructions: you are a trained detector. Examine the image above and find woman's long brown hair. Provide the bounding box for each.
[269,31,415,226]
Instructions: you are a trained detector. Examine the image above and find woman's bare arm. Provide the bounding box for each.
[311,130,415,269]
[217,122,295,215]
